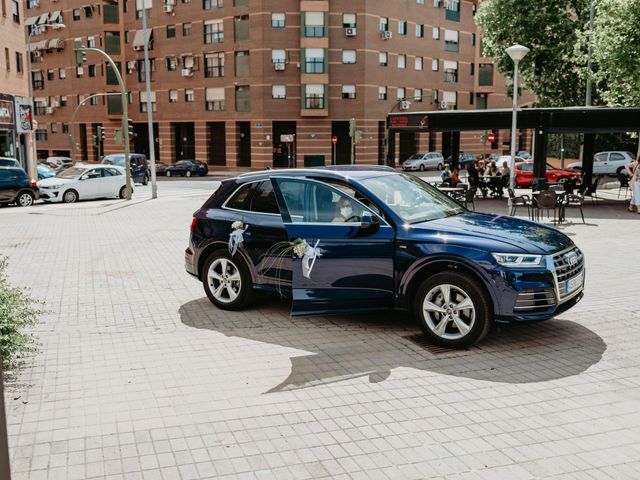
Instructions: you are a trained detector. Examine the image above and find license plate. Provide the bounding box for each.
[566,270,584,293]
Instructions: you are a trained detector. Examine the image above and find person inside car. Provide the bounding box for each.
[333,197,356,223]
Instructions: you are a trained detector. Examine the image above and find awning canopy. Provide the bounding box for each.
[46,38,64,50]
[24,16,39,26]
[36,13,49,25]
[29,41,48,52]
[49,10,62,23]
[132,29,152,48]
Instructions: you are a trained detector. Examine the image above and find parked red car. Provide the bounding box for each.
[515,162,582,188]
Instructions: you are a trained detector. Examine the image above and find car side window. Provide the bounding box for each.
[225,183,254,211]
[594,153,607,162]
[610,153,625,161]
[250,181,280,214]
[520,164,533,172]
[108,168,122,176]
[275,178,376,224]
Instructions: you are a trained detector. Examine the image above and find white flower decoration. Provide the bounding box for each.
[231,220,244,230]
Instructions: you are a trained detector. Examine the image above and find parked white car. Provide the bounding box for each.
[567,151,636,176]
[38,165,130,203]
[402,152,444,171]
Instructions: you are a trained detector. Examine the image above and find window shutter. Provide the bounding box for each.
[324,84,328,107]
[301,85,305,109]
[301,49,306,72]
[300,12,305,37]
[323,48,328,73]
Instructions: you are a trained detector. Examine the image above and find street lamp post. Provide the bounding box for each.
[26,22,66,180]
[505,44,530,210]
[585,0,595,107]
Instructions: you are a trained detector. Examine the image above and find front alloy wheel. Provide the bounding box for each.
[17,192,34,207]
[414,271,491,348]
[203,251,253,310]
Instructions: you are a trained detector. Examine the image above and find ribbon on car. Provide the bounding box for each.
[228,222,248,256]
[301,240,322,279]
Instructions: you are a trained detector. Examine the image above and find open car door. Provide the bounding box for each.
[270,177,395,316]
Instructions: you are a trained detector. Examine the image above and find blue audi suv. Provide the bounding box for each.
[185,166,584,348]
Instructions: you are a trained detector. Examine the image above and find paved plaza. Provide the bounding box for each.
[1,180,639,480]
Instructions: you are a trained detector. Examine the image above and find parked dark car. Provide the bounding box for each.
[155,162,170,176]
[444,153,478,168]
[185,166,585,348]
[0,166,40,207]
[166,160,208,177]
[0,157,21,169]
[101,153,150,185]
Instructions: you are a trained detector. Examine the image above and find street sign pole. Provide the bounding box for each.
[142,4,157,199]
[0,365,10,480]
[331,136,337,165]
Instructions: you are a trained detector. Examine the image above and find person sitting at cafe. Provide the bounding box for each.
[466,162,480,188]
[494,161,511,197]
[450,168,461,188]
[440,164,452,185]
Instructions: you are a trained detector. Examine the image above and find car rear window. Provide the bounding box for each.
[225,183,254,210]
[250,181,280,214]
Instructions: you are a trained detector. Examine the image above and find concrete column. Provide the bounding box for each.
[297,120,331,167]
[251,122,272,170]
[225,121,238,168]
[194,121,207,164]
[158,122,173,163]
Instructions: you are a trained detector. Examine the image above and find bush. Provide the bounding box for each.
[0,257,44,371]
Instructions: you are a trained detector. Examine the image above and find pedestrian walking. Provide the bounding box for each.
[625,154,640,213]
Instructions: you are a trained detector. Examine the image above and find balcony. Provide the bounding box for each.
[444,41,459,53]
[478,64,494,86]
[444,69,458,83]
[103,4,119,24]
[32,79,45,90]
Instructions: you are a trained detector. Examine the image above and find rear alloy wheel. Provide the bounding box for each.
[63,189,78,203]
[143,175,149,186]
[17,192,34,207]
[186,170,192,178]
[414,271,491,348]
[437,163,444,171]
[166,171,172,177]
[419,164,425,171]
[203,251,253,310]
[558,177,568,184]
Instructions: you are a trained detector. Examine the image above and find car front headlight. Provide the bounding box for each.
[492,253,544,268]
[47,184,63,189]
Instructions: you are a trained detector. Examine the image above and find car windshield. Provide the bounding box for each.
[407,154,422,161]
[361,174,464,224]
[102,155,125,166]
[56,167,87,179]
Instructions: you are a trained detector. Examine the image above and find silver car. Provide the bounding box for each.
[568,151,636,176]
[402,152,444,171]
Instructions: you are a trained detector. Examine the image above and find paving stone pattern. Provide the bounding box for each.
[1,182,639,480]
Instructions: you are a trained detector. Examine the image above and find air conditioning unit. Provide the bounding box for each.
[127,61,136,71]
[51,100,60,108]
[46,106,54,114]
[345,27,357,37]
[382,30,392,40]
[440,100,449,110]
[32,50,41,58]
[163,4,173,12]
[31,0,40,7]
[274,62,285,71]
[133,45,143,51]
[400,100,411,110]
[181,68,192,77]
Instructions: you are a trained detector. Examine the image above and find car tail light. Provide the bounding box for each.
[30,180,38,187]
[190,217,197,232]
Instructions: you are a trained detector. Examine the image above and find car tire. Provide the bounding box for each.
[143,175,149,186]
[616,166,625,175]
[419,164,425,171]
[437,163,444,171]
[202,250,254,311]
[119,186,128,199]
[17,191,35,207]
[557,177,568,184]
[186,170,192,178]
[413,271,492,349]
[166,171,172,177]
[62,189,78,204]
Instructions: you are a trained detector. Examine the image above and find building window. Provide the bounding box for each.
[272,85,285,99]
[60,96,68,107]
[444,30,459,52]
[205,52,225,77]
[104,31,121,55]
[89,94,98,106]
[167,25,176,38]
[444,60,458,82]
[166,56,178,71]
[471,33,476,46]
[10,0,19,23]
[470,63,475,75]
[205,87,225,111]
[169,89,179,103]
[417,0,424,4]
[342,85,356,100]
[378,86,387,100]
[88,65,96,77]
[432,26,440,40]
[442,90,457,109]
[59,68,66,79]
[203,0,222,10]
[87,36,96,48]
[271,49,285,64]
[137,58,154,82]
[304,48,325,74]
[76,66,84,78]
[342,50,356,64]
[35,129,47,141]
[73,8,81,20]
[416,24,424,38]
[379,17,388,32]
[398,20,407,35]
[414,88,423,102]
[183,22,192,36]
[204,19,224,43]
[235,85,250,112]
[432,58,439,71]
[47,69,55,81]
[379,52,388,66]
[185,89,194,102]
[397,87,405,100]
[271,13,285,28]
[415,57,423,70]
[469,92,474,105]
[304,11,325,37]
[303,84,325,109]
[445,0,460,21]
[234,15,249,42]
[342,13,356,28]
[397,54,406,69]
[50,123,58,133]
[84,5,93,18]
[477,93,487,109]
[31,70,44,89]
[478,63,494,86]
[234,50,249,77]
[62,123,69,134]
[139,91,156,113]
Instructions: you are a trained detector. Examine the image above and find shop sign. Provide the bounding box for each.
[15,97,33,133]
[0,100,14,127]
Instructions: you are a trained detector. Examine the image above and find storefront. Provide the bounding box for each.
[0,94,17,158]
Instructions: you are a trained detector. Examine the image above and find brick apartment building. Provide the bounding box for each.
[23,0,531,169]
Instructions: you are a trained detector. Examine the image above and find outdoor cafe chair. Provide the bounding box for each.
[508,188,532,218]
[560,194,586,224]
[617,172,631,199]
[461,187,477,210]
[579,177,600,205]
[533,190,559,225]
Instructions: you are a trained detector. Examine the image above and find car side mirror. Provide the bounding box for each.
[358,213,380,236]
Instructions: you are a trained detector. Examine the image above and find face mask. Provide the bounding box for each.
[340,206,353,218]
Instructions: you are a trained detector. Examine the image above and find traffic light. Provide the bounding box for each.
[73,40,86,68]
[97,126,105,142]
[127,119,136,140]
[349,118,357,138]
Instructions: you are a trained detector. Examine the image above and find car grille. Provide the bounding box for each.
[514,288,557,311]
[553,246,585,302]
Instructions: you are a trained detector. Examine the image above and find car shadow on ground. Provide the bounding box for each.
[179,297,606,393]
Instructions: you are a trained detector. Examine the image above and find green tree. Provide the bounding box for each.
[476,0,590,107]
[579,0,640,106]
